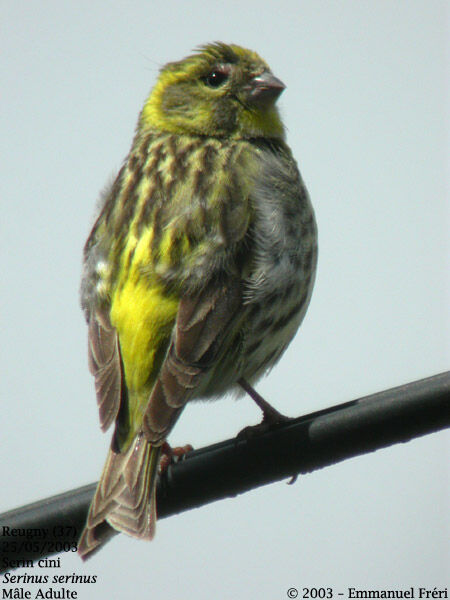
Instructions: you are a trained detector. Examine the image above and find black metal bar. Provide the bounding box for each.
[1,371,449,571]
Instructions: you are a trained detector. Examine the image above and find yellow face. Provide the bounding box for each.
[140,42,286,140]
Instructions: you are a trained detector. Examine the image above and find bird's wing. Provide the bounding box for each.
[142,275,242,443]
[87,307,123,432]
[79,275,242,559]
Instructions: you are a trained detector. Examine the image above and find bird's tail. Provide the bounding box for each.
[78,433,161,560]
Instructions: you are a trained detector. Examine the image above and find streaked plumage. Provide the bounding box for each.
[78,42,317,559]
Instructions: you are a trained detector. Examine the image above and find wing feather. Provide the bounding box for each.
[143,277,242,441]
[87,309,123,432]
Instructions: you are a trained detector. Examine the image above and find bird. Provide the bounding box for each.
[78,42,317,559]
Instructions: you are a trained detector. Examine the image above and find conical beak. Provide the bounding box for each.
[246,71,286,106]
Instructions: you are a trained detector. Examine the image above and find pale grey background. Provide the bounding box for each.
[1,1,448,598]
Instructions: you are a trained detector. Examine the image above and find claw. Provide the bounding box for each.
[159,442,193,474]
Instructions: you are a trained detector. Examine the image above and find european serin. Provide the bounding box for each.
[78,42,317,559]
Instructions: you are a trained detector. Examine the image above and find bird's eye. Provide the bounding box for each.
[204,69,229,88]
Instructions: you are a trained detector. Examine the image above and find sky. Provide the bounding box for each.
[1,1,449,598]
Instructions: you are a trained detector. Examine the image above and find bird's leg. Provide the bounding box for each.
[238,377,290,425]
[238,379,299,483]
[159,441,193,474]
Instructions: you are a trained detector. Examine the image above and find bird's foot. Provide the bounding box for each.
[238,377,291,423]
[159,442,193,474]
[237,377,292,438]
[236,417,290,439]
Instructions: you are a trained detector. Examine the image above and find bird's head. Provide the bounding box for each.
[140,42,286,140]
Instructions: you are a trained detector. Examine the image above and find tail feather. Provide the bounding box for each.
[78,434,161,560]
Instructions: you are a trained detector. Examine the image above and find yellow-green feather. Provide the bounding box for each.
[139,43,285,140]
[109,222,179,446]
[89,129,260,452]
